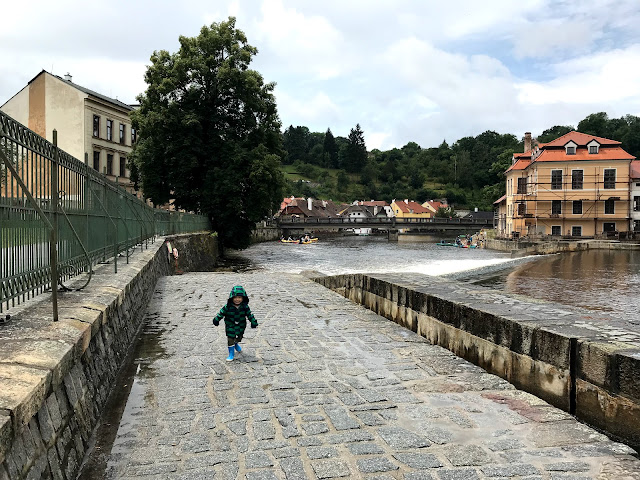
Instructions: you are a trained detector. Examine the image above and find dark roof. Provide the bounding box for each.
[463,210,494,220]
[33,70,134,112]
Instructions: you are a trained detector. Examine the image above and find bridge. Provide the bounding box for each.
[277,216,495,233]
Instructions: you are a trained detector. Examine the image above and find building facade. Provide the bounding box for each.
[498,131,635,238]
[1,70,136,192]
[631,160,640,232]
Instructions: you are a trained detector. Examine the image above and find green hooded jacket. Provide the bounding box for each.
[213,286,258,337]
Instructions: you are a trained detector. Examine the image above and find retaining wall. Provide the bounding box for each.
[314,273,640,450]
[0,232,217,479]
[486,238,640,255]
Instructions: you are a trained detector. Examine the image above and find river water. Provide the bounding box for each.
[227,234,640,328]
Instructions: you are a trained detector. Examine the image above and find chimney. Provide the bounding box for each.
[524,132,532,153]
[64,73,72,82]
[307,197,313,211]
[404,199,409,204]
[475,207,478,212]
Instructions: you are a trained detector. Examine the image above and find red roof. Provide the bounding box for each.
[358,200,389,207]
[534,146,634,162]
[493,194,506,204]
[393,200,430,214]
[507,131,634,171]
[506,159,531,172]
[543,131,621,147]
[631,160,640,179]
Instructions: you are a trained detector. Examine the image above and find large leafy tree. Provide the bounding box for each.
[130,17,284,249]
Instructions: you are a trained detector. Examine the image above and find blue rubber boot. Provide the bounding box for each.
[226,346,235,362]
[234,343,242,353]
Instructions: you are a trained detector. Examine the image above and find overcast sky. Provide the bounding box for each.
[2,0,640,150]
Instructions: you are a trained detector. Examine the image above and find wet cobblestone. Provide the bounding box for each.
[104,272,640,479]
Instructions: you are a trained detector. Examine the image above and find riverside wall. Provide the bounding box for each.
[313,272,640,450]
[486,238,640,255]
[0,232,217,480]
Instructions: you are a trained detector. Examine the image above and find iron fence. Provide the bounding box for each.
[0,110,210,318]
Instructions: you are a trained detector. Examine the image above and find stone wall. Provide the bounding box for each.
[486,238,640,255]
[251,224,280,243]
[313,273,640,450]
[0,233,218,479]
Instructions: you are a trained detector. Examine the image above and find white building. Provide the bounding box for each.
[1,70,137,192]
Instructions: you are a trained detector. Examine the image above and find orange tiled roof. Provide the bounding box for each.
[493,194,507,204]
[394,201,430,214]
[534,146,634,162]
[631,160,640,179]
[506,159,531,172]
[543,131,621,147]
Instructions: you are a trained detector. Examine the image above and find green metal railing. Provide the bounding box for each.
[0,110,210,319]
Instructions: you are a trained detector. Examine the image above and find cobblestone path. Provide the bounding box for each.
[105,272,640,479]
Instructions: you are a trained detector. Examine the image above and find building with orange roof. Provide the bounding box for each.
[390,199,432,219]
[631,160,640,232]
[498,131,636,238]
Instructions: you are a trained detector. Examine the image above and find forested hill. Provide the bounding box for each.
[282,112,640,211]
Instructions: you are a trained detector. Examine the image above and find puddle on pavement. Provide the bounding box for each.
[76,322,167,479]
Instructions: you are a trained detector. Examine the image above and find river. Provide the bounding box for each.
[227,234,639,329]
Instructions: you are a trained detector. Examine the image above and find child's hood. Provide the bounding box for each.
[227,285,249,304]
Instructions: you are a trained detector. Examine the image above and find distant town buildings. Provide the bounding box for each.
[496,131,637,238]
[1,70,137,193]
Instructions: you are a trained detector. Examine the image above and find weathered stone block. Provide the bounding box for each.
[575,379,640,449]
[0,365,51,430]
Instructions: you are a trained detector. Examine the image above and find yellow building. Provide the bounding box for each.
[1,70,136,192]
[499,131,635,238]
[391,199,432,219]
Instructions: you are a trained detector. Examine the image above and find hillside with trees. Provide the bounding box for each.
[282,112,640,211]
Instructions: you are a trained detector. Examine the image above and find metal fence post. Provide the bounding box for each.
[51,131,59,321]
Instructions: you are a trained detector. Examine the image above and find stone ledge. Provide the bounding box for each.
[314,272,640,450]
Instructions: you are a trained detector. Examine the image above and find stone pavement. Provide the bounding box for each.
[103,272,640,480]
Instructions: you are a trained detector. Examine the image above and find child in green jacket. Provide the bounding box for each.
[213,285,258,361]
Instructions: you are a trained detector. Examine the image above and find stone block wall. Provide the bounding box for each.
[0,233,218,479]
[314,273,640,450]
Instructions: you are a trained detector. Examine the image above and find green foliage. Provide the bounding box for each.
[537,125,574,143]
[344,124,367,173]
[130,17,284,249]
[435,206,457,218]
[279,110,640,210]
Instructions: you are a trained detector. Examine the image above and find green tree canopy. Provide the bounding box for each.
[130,17,284,249]
[344,124,367,173]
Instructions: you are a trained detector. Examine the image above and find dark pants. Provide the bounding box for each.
[227,334,243,347]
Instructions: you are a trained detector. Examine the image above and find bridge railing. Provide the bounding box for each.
[0,110,210,319]
[277,216,493,226]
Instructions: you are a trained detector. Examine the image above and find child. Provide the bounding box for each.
[213,285,258,361]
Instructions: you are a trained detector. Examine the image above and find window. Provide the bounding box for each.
[603,222,616,233]
[120,157,126,177]
[552,200,561,215]
[131,128,137,144]
[572,226,582,236]
[634,196,640,212]
[603,169,616,189]
[517,203,526,216]
[107,154,113,175]
[589,145,598,154]
[573,200,582,215]
[92,151,100,171]
[106,120,113,141]
[517,177,527,194]
[604,198,615,214]
[119,124,125,144]
[551,170,562,190]
[93,115,100,137]
[572,170,583,190]
[566,146,576,155]
[551,225,561,236]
